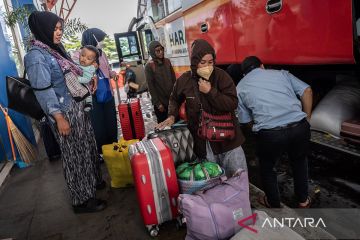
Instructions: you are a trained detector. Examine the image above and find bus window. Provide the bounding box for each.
[119,37,131,56]
[167,0,181,14]
[147,0,166,22]
[114,32,142,62]
[129,36,139,54]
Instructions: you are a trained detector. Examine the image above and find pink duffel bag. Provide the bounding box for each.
[178,169,252,240]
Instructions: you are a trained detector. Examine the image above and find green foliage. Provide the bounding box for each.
[2,6,87,43]
[63,35,81,52]
[3,6,30,30]
[62,18,87,40]
[102,36,118,62]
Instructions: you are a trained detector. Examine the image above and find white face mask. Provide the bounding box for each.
[93,34,104,49]
[197,65,214,80]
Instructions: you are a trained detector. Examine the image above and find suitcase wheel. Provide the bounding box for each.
[147,226,159,237]
[175,217,185,230]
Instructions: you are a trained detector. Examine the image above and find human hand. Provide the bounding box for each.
[53,113,71,136]
[93,62,99,69]
[198,78,211,94]
[113,74,118,81]
[158,104,165,112]
[155,116,175,130]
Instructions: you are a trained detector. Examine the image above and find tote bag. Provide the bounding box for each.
[96,69,113,103]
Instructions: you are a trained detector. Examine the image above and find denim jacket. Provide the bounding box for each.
[24,46,72,116]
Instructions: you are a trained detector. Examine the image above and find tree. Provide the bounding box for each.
[102,36,118,62]
[63,35,81,52]
[3,7,87,44]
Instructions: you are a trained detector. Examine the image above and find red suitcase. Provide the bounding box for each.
[114,75,145,140]
[340,120,360,146]
[129,138,180,237]
[118,99,145,140]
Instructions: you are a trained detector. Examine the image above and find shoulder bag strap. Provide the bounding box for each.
[25,48,53,91]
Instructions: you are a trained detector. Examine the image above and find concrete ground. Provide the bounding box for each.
[0,88,348,240]
[0,144,186,240]
[0,90,184,240]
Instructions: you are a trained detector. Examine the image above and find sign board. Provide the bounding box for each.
[164,17,188,58]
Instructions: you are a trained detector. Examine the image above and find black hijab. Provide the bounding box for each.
[28,11,69,59]
[81,28,106,55]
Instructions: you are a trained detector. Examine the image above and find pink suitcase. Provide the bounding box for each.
[129,138,180,236]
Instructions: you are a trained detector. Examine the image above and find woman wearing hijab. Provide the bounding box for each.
[72,28,117,157]
[157,39,248,176]
[24,11,106,213]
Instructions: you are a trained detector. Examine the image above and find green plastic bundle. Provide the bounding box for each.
[176,161,223,181]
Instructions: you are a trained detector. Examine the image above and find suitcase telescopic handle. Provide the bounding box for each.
[114,75,122,104]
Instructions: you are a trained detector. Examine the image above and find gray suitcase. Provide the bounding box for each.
[148,125,196,166]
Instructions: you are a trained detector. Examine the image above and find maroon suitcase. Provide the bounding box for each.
[118,99,145,140]
[340,120,360,146]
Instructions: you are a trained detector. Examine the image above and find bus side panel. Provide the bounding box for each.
[183,0,236,64]
[231,0,354,65]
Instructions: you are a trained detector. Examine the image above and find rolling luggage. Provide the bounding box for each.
[118,98,145,140]
[147,124,195,166]
[102,138,139,188]
[114,76,145,140]
[129,138,180,237]
[340,120,360,146]
[39,118,61,161]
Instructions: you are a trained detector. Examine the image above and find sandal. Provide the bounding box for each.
[298,196,312,208]
[258,195,272,208]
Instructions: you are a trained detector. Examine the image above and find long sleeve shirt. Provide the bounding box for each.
[24,46,72,116]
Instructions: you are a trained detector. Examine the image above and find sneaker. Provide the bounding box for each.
[73,198,107,214]
[99,154,104,163]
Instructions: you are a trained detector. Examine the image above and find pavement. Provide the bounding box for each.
[0,89,185,240]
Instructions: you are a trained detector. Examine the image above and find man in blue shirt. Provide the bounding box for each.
[237,56,313,208]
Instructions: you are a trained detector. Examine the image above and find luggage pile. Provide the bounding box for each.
[102,138,138,188]
[127,126,252,238]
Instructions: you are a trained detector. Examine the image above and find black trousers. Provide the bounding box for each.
[154,105,169,123]
[90,96,118,154]
[256,119,310,207]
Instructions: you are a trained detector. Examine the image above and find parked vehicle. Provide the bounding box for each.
[114,0,360,156]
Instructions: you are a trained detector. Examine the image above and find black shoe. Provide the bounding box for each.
[99,155,104,164]
[73,198,107,214]
[96,180,106,190]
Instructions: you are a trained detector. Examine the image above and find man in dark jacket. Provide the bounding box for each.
[145,41,176,123]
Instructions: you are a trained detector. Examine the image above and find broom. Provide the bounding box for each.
[0,105,36,164]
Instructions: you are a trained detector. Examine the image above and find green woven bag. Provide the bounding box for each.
[176,161,222,181]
